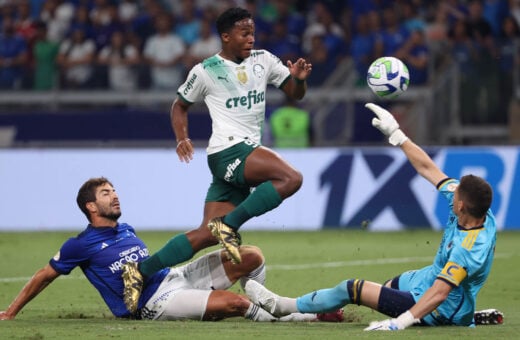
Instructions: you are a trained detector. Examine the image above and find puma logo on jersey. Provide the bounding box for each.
[218,75,229,82]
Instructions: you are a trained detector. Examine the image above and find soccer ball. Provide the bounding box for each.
[367,57,409,98]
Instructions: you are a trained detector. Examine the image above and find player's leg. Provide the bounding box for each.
[245,279,415,318]
[137,201,235,278]
[122,200,236,313]
[208,145,302,262]
[222,145,302,230]
[204,290,277,321]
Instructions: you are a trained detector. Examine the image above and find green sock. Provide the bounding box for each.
[139,233,194,278]
[223,181,282,230]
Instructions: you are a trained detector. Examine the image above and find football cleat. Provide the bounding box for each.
[474,309,504,325]
[208,217,242,264]
[244,279,282,316]
[121,261,143,314]
[317,308,345,322]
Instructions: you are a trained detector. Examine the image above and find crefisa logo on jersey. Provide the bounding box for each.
[253,64,265,78]
[182,73,197,96]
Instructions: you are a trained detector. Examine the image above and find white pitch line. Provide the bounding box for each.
[267,256,433,271]
[0,254,512,282]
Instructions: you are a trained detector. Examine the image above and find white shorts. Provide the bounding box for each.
[141,249,232,321]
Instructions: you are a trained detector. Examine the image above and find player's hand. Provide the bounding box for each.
[364,318,401,331]
[287,58,312,81]
[365,103,408,146]
[364,310,418,331]
[0,311,14,320]
[176,138,194,163]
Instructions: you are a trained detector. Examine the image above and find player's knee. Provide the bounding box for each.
[284,169,303,195]
[239,245,265,268]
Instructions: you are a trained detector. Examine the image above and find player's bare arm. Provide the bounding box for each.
[170,97,194,163]
[283,58,312,100]
[408,279,453,320]
[400,140,447,186]
[0,264,60,320]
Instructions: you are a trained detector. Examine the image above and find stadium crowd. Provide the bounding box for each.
[0,0,517,94]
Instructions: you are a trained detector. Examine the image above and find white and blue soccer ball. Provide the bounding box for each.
[367,56,410,99]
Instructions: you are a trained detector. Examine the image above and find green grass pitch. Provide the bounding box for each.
[1,230,518,339]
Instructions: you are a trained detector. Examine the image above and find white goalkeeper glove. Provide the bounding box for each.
[365,103,408,146]
[364,310,419,331]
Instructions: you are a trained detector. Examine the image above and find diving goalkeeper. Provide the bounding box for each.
[244,103,501,330]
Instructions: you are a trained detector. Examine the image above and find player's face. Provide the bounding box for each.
[226,18,255,59]
[93,183,121,221]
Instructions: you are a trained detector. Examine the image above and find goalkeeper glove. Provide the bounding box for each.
[364,310,419,331]
[365,103,408,146]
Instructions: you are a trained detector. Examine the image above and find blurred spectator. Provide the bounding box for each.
[511,0,520,28]
[270,95,311,148]
[15,1,37,43]
[32,20,59,90]
[379,5,410,56]
[425,3,450,44]
[90,0,123,51]
[68,6,94,41]
[448,19,481,124]
[302,2,343,57]
[350,13,376,86]
[40,0,74,43]
[244,0,271,48]
[97,30,140,91]
[0,18,28,89]
[130,0,163,46]
[269,0,306,41]
[185,18,220,68]
[56,27,96,89]
[143,13,185,90]
[466,0,497,57]
[481,0,509,37]
[118,0,138,27]
[175,0,201,46]
[497,15,520,123]
[305,33,334,87]
[30,0,47,19]
[395,28,429,85]
[401,1,426,33]
[466,0,500,123]
[265,18,300,63]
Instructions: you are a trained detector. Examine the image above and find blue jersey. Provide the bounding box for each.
[399,179,496,326]
[49,223,168,317]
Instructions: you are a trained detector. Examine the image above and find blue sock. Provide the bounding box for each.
[296,280,351,313]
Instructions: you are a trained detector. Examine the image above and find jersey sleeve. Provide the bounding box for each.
[49,237,89,275]
[176,64,206,104]
[437,178,459,209]
[264,50,291,88]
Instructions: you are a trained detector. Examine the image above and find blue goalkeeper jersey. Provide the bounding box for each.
[49,223,168,318]
[399,178,496,326]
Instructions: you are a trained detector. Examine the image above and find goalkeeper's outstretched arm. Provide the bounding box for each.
[365,103,447,186]
[400,139,447,186]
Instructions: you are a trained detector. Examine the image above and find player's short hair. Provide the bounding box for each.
[458,174,492,219]
[216,7,252,35]
[77,177,113,221]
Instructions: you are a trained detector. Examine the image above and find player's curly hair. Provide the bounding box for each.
[458,174,493,219]
[216,7,252,35]
[76,177,113,221]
